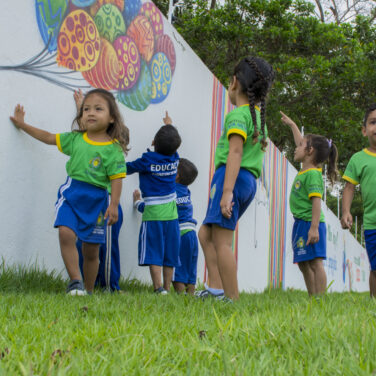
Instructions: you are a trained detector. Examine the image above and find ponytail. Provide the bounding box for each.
[327,141,338,185]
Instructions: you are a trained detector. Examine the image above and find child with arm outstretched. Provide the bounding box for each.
[197,56,275,301]
[341,104,376,297]
[10,88,129,295]
[74,89,124,292]
[127,112,181,294]
[280,111,338,295]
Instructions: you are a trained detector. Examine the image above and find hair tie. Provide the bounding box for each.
[327,138,332,148]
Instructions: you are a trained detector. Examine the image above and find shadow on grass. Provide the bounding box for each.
[0,258,152,294]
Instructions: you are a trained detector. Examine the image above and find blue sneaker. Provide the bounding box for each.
[194,289,224,300]
[215,295,233,304]
[66,280,86,296]
[154,287,168,295]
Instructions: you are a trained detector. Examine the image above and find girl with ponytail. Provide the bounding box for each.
[280,111,338,296]
[196,56,274,301]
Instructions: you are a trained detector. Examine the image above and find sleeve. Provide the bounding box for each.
[224,110,248,143]
[343,155,359,185]
[134,200,145,213]
[56,132,76,156]
[106,145,127,180]
[306,171,324,199]
[126,156,148,175]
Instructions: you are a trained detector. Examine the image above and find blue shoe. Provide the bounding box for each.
[194,289,224,300]
[66,280,86,296]
[154,287,168,295]
[215,295,233,304]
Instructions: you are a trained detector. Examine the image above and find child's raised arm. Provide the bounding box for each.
[10,104,56,145]
[163,111,172,125]
[73,89,84,114]
[280,111,303,147]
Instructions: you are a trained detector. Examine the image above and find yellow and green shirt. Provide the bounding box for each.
[214,104,267,178]
[289,168,325,222]
[343,148,376,230]
[56,132,126,190]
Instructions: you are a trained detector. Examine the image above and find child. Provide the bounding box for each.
[73,90,123,292]
[134,158,199,295]
[9,88,129,295]
[280,111,338,296]
[127,112,181,294]
[341,104,376,297]
[197,56,274,301]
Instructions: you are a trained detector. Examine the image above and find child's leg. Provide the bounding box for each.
[82,242,100,293]
[198,225,223,290]
[173,281,186,293]
[298,261,315,296]
[309,258,327,295]
[211,225,238,300]
[186,284,195,295]
[59,226,81,281]
[163,266,173,291]
[369,270,376,298]
[149,265,162,290]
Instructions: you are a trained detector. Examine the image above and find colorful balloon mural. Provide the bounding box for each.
[2,0,176,111]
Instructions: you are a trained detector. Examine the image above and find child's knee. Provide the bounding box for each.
[310,258,324,272]
[59,226,76,245]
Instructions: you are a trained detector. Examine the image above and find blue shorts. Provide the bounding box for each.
[292,218,326,263]
[203,165,257,230]
[173,230,198,285]
[364,229,376,270]
[138,219,180,267]
[54,177,108,244]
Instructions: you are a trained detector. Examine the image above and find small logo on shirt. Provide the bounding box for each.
[97,212,104,226]
[294,180,301,190]
[90,156,102,170]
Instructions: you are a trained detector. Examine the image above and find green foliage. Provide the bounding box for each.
[0,267,376,374]
[172,0,376,172]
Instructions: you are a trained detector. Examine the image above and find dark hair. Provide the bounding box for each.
[233,56,275,151]
[73,88,130,154]
[363,103,376,127]
[154,124,181,155]
[177,158,198,186]
[305,134,338,185]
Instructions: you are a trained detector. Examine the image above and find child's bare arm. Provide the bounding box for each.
[307,197,321,245]
[105,178,122,225]
[73,89,84,114]
[10,104,56,145]
[220,134,243,219]
[341,182,355,229]
[280,111,303,147]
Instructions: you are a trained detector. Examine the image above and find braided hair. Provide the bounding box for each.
[233,56,274,151]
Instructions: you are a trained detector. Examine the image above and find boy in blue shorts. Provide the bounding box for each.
[128,112,181,294]
[172,158,199,295]
[135,158,199,295]
[342,104,376,297]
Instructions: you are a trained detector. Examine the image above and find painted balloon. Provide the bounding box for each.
[150,52,171,104]
[114,35,140,90]
[35,0,69,52]
[89,0,124,16]
[94,4,126,43]
[72,0,96,7]
[155,34,176,74]
[117,60,152,111]
[127,15,154,63]
[139,2,163,37]
[123,0,142,27]
[82,38,120,90]
[57,10,101,72]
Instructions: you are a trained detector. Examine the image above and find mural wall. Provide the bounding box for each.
[0,0,369,293]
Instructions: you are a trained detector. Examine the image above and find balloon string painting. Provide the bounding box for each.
[0,0,177,111]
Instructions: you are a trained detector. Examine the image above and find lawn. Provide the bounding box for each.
[0,263,375,375]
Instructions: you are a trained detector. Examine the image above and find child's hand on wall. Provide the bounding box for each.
[163,111,172,125]
[74,89,84,113]
[10,104,26,129]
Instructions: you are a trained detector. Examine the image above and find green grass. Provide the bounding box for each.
[1,262,376,375]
